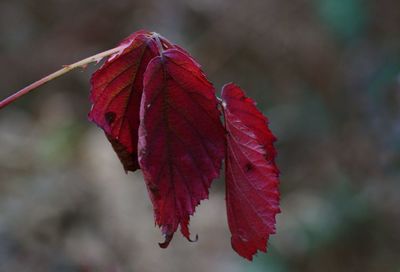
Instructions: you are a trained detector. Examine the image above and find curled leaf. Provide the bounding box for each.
[222,83,280,260]
[89,30,160,171]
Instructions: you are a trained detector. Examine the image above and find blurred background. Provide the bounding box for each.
[1,0,400,271]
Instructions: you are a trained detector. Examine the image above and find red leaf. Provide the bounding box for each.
[138,48,226,246]
[222,83,280,260]
[89,30,163,171]
[88,30,280,257]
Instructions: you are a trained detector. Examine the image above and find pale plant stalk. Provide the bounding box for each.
[0,45,126,110]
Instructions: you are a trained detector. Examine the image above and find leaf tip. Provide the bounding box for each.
[158,233,174,249]
[187,233,199,243]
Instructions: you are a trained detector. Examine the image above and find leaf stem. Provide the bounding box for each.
[0,45,126,110]
[152,33,165,62]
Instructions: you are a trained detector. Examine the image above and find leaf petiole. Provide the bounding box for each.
[0,45,127,110]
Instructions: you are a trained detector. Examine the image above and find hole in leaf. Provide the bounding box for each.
[105,111,116,125]
[244,162,253,172]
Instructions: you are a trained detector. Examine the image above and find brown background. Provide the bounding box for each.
[1,0,400,271]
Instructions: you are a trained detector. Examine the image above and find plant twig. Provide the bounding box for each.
[0,45,126,110]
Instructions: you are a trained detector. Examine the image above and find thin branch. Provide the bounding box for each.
[0,45,126,110]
